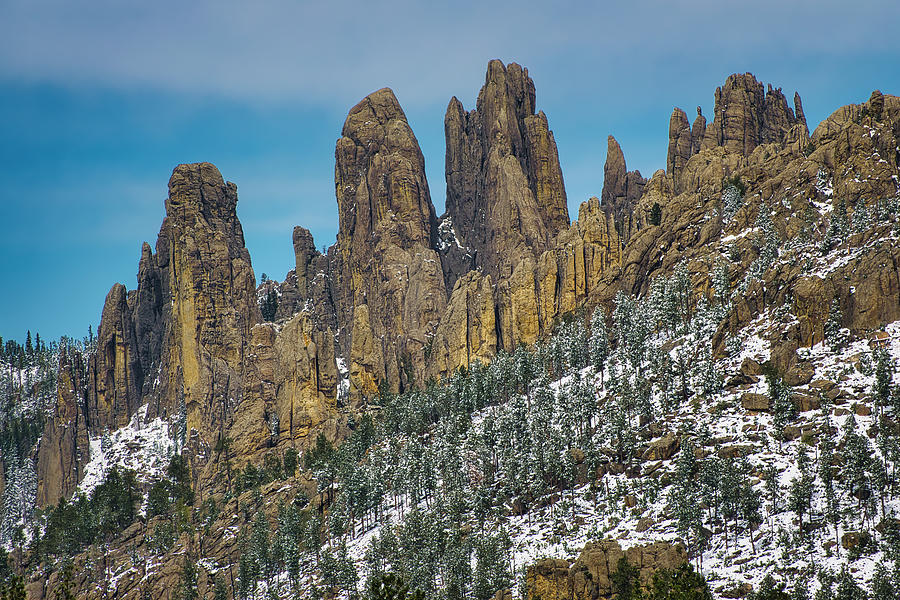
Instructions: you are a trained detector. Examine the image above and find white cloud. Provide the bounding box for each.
[2,0,897,110]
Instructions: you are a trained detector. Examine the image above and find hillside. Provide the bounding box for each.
[0,61,898,600]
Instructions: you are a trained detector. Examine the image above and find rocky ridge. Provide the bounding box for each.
[19,63,900,600]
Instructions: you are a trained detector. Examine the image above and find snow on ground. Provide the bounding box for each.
[77,404,176,504]
[297,309,900,599]
[337,357,350,404]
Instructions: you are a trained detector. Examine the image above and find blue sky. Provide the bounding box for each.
[1,0,898,343]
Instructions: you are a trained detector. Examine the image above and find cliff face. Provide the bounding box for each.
[601,135,648,242]
[36,163,261,504]
[333,88,448,396]
[444,60,570,281]
[26,62,900,600]
[35,350,91,507]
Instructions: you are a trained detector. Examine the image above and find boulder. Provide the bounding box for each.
[643,434,680,461]
[741,393,770,412]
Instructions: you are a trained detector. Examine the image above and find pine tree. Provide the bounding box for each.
[769,374,795,447]
[750,575,791,600]
[871,563,896,600]
[852,198,870,233]
[670,440,704,558]
[822,199,849,253]
[712,261,731,308]
[212,575,228,600]
[261,288,278,322]
[825,298,844,350]
[841,415,876,515]
[834,567,865,600]
[722,182,744,222]
[283,447,299,477]
[335,539,358,598]
[873,347,893,417]
[368,573,425,600]
[819,429,842,550]
[590,306,610,377]
[646,563,712,600]
[250,511,270,581]
[752,205,781,275]
[693,343,722,397]
[610,557,642,600]
[473,531,512,600]
[792,574,810,600]
[177,555,199,600]
[815,568,834,600]
[788,445,814,532]
[55,561,77,600]
[741,486,763,553]
[650,202,662,226]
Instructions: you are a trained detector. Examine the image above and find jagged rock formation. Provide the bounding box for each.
[34,351,90,507]
[527,540,687,600]
[130,163,260,438]
[444,60,570,280]
[691,106,706,155]
[667,108,693,193]
[601,135,647,241]
[701,74,808,155]
[36,163,261,504]
[667,73,810,194]
[28,64,900,600]
[90,283,143,431]
[333,88,448,395]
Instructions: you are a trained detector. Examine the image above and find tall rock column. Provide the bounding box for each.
[150,162,261,437]
[691,107,706,155]
[667,108,693,192]
[334,88,447,396]
[601,135,647,241]
[88,162,260,443]
[90,283,144,430]
[444,60,570,280]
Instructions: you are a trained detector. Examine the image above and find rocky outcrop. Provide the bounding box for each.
[701,73,805,156]
[426,272,497,380]
[273,226,336,328]
[426,194,622,379]
[691,107,706,155]
[90,283,143,431]
[334,88,447,396]
[35,350,91,507]
[444,60,569,279]
[666,74,807,197]
[667,108,693,193]
[228,313,339,463]
[549,198,622,316]
[602,136,647,240]
[811,91,900,205]
[526,540,687,600]
[38,163,261,504]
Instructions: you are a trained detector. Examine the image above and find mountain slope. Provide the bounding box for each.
[3,64,899,600]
